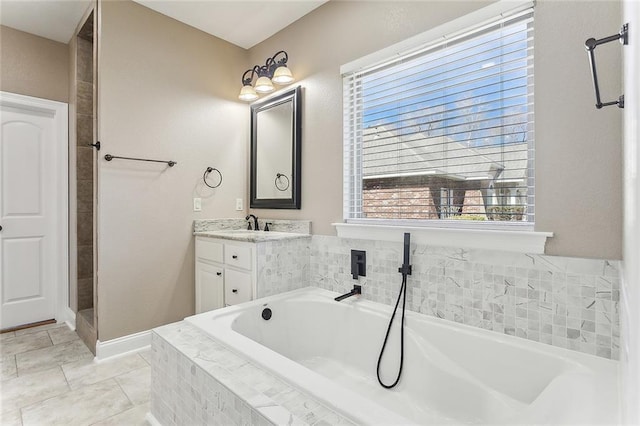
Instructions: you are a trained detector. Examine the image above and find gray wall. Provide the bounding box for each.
[97,0,248,341]
[0,25,69,102]
[247,0,622,260]
[534,0,622,259]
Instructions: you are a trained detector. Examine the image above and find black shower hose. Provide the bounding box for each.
[376,273,408,389]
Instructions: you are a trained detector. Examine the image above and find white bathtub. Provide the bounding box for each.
[185,287,619,425]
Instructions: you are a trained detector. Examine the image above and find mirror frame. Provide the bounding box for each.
[250,86,302,209]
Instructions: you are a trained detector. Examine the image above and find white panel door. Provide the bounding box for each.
[0,106,57,328]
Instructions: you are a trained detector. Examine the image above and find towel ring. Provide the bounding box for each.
[275,173,290,191]
[203,167,222,188]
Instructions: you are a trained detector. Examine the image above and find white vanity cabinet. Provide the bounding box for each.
[195,237,254,313]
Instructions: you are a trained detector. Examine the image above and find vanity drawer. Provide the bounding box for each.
[224,245,252,270]
[224,269,252,305]
[196,238,224,263]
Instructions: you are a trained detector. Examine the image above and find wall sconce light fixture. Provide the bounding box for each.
[238,50,294,102]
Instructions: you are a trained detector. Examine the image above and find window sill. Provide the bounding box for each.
[332,222,553,254]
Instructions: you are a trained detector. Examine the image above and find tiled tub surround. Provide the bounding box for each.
[255,237,311,299]
[156,231,621,424]
[150,322,354,426]
[194,218,311,234]
[194,225,620,360]
[184,288,619,424]
[311,236,621,360]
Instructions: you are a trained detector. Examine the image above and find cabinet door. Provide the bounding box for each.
[224,268,252,306]
[195,261,224,313]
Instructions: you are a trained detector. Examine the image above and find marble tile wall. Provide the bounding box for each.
[255,237,311,299]
[310,236,621,360]
[150,322,353,426]
[192,220,620,360]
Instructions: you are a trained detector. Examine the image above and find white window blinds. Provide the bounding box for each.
[343,8,534,225]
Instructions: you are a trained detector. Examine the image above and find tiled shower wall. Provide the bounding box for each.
[309,236,620,360]
[76,21,94,312]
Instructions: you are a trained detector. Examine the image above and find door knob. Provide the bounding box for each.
[216,272,222,276]
[232,289,238,293]
[232,255,238,259]
[88,141,101,150]
[0,225,2,231]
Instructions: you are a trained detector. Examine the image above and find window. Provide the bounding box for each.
[343,6,534,227]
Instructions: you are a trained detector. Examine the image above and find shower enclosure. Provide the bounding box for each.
[72,8,98,354]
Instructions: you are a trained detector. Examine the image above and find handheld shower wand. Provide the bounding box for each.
[376,232,412,389]
[399,232,412,277]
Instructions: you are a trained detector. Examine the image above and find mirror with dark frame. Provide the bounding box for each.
[250,86,301,209]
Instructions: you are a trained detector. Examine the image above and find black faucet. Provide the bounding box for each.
[334,285,362,302]
[245,214,259,231]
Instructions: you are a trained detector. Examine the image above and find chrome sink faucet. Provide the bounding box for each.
[245,214,259,231]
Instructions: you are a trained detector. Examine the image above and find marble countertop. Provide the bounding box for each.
[194,230,311,243]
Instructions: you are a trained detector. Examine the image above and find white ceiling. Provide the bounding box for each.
[134,1,327,49]
[0,1,92,43]
[0,0,327,49]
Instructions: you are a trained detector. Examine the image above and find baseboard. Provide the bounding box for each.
[95,329,151,361]
[59,307,76,331]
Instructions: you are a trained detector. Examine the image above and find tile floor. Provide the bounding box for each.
[0,323,151,425]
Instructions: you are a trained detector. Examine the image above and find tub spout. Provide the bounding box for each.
[334,285,362,302]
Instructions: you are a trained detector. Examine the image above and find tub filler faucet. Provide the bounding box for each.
[334,285,362,302]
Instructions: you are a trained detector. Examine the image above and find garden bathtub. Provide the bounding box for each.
[185,287,618,425]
